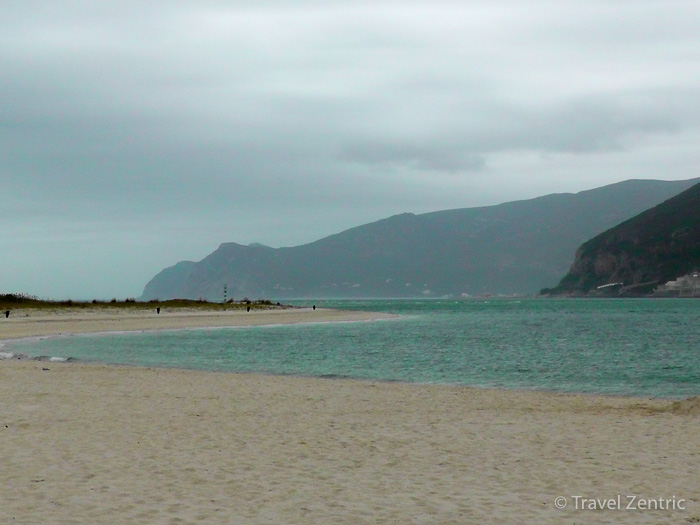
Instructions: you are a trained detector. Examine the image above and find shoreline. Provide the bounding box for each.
[3,337,696,403]
[0,306,397,341]
[1,307,699,523]
[0,306,398,364]
[1,306,698,401]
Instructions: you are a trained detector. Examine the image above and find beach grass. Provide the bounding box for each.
[0,294,286,313]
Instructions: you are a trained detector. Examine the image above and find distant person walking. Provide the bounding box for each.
[4,310,9,318]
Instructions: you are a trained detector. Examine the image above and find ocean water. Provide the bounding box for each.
[6,298,700,399]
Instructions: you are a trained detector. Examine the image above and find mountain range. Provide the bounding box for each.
[545,181,700,296]
[141,178,700,300]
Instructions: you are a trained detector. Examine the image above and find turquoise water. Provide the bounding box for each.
[6,299,700,398]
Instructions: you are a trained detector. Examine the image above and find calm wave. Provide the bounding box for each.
[7,298,700,398]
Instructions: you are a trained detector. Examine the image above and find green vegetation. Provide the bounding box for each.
[546,181,700,296]
[0,294,286,312]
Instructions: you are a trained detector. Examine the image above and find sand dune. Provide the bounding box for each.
[0,309,698,524]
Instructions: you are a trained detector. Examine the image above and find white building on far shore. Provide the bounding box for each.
[654,271,700,297]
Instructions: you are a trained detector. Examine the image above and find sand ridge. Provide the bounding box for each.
[0,306,396,341]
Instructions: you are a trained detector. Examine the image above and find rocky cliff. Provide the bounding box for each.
[545,182,700,296]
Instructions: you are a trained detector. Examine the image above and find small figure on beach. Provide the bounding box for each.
[313,305,316,311]
[246,306,250,312]
[156,307,161,315]
[4,310,9,319]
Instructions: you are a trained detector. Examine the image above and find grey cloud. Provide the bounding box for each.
[338,87,690,173]
[340,141,486,172]
[496,91,687,154]
[2,0,700,298]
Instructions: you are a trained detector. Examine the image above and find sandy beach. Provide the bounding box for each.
[1,309,699,524]
[0,306,395,341]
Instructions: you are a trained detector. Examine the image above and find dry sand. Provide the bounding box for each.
[0,309,698,524]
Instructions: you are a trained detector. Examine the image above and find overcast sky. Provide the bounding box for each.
[2,0,699,299]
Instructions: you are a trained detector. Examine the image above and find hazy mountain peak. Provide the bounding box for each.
[141,178,700,300]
